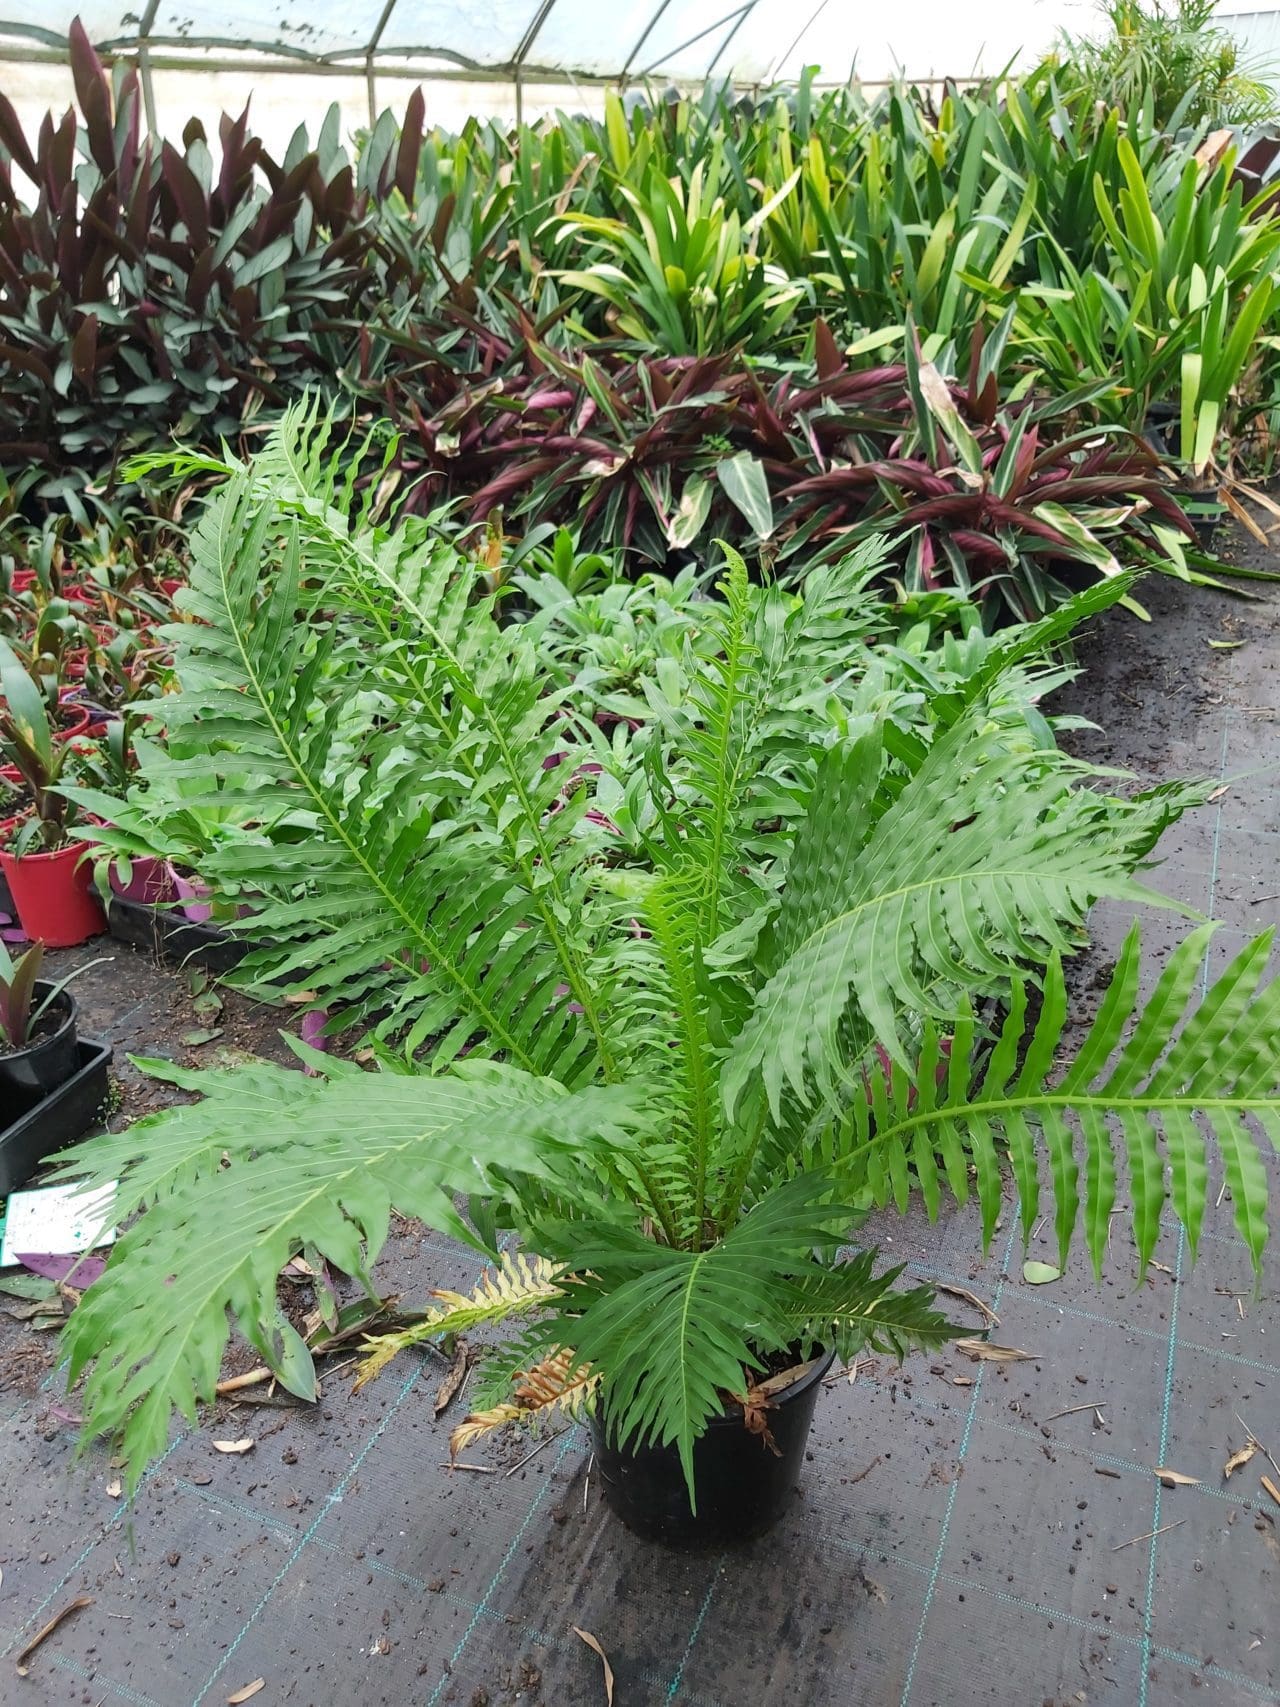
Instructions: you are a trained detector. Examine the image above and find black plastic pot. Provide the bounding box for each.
[0,985,79,1100]
[0,1036,112,1195]
[107,893,251,975]
[590,1347,835,1546]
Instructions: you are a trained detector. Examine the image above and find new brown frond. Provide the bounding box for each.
[449,1349,600,1457]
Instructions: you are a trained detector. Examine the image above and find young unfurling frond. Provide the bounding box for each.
[353,1254,565,1392]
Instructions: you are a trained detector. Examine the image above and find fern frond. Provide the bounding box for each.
[839,922,1280,1276]
[545,1174,855,1506]
[725,706,1194,1121]
[353,1255,565,1392]
[781,1250,963,1363]
[146,407,625,1083]
[449,1351,600,1456]
[61,1063,645,1487]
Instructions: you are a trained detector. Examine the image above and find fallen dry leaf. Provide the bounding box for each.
[14,1595,93,1675]
[1155,1468,1200,1488]
[433,1343,471,1417]
[212,1438,255,1455]
[572,1626,615,1706]
[1262,1475,1280,1509]
[104,1478,122,1499]
[952,1376,974,1387]
[1219,484,1271,546]
[955,1338,1037,1363]
[1207,784,1231,803]
[932,1282,999,1326]
[1224,1442,1258,1479]
[227,1682,265,1705]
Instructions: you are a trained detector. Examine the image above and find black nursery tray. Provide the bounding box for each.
[0,1038,113,1196]
[107,894,251,975]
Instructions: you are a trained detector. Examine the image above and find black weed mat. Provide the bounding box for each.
[0,543,1278,1706]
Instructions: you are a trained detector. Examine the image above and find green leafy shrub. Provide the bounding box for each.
[1048,0,1278,132]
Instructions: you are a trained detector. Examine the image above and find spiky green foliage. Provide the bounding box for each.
[62,414,1280,1508]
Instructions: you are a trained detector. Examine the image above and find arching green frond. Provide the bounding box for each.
[724,708,1195,1122]
[62,1063,647,1489]
[781,1249,961,1362]
[144,406,625,1083]
[839,923,1280,1277]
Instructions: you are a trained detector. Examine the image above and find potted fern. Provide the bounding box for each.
[61,414,1280,1545]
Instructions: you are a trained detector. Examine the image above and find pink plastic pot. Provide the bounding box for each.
[0,841,106,947]
[110,854,178,905]
[168,864,215,924]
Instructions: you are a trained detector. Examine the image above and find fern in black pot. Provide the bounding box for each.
[61,410,1280,1544]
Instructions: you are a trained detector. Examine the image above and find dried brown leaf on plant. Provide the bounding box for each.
[572,1626,615,1706]
[450,1351,599,1457]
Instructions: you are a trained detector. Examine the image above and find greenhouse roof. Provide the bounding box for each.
[0,0,1077,87]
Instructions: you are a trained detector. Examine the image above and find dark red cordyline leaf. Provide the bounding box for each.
[70,312,98,390]
[470,455,562,516]
[43,107,76,206]
[981,498,1075,547]
[68,18,114,177]
[0,89,37,181]
[395,88,425,201]
[814,315,845,381]
[160,143,209,248]
[0,342,54,386]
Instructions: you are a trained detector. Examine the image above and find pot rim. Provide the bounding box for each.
[0,839,89,868]
[0,981,76,1060]
[597,1343,835,1440]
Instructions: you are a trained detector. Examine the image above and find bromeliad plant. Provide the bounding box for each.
[61,413,1280,1509]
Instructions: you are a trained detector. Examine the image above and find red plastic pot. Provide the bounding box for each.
[10,568,35,593]
[55,691,93,743]
[160,577,184,599]
[0,841,106,947]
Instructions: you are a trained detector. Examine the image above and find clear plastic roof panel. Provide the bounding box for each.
[0,0,1162,81]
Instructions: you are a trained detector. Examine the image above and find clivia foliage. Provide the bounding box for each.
[59,414,1280,1503]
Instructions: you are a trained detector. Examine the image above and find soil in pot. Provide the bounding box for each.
[0,984,79,1099]
[590,1345,835,1546]
[0,842,106,947]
